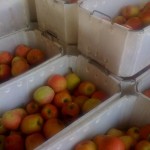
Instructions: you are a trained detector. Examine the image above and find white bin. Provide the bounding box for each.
[36,94,150,150]
[0,0,61,84]
[0,55,121,149]
[78,0,150,77]
[35,0,78,45]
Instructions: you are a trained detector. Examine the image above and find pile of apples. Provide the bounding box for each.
[113,2,150,30]
[0,72,108,150]
[74,124,150,150]
[0,44,46,83]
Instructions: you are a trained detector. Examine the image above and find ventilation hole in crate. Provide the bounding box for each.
[17,82,22,87]
[29,77,34,82]
[5,88,10,93]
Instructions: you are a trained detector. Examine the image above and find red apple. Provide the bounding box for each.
[91,90,109,101]
[143,89,150,98]
[0,51,13,64]
[61,102,80,121]
[5,134,24,150]
[0,118,8,134]
[113,16,127,25]
[0,64,11,82]
[73,95,89,108]
[78,81,96,96]
[124,17,143,30]
[54,90,72,108]
[15,44,31,58]
[94,135,125,150]
[121,5,140,19]
[82,98,101,114]
[47,74,67,93]
[25,133,45,150]
[0,135,5,150]
[139,124,150,140]
[135,140,150,150]
[33,86,55,105]
[139,10,150,27]
[26,100,40,114]
[74,140,97,150]
[41,103,58,120]
[20,113,44,134]
[43,118,65,139]
[2,108,25,130]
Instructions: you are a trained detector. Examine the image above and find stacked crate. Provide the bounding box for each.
[1,0,150,150]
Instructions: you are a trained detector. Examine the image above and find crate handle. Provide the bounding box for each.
[90,10,111,21]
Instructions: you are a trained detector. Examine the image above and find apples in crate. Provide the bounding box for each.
[0,72,110,149]
[0,44,47,83]
[113,2,150,30]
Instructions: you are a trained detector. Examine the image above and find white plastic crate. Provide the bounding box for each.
[27,0,37,22]
[136,68,150,95]
[78,0,150,77]
[35,0,78,44]
[0,0,30,37]
[36,94,150,150]
[0,0,62,84]
[0,55,120,114]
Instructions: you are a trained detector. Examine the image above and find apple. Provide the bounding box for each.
[91,90,109,101]
[15,44,31,58]
[61,102,80,122]
[124,17,143,30]
[139,11,150,27]
[5,134,24,150]
[0,118,8,134]
[25,133,45,150]
[121,5,140,19]
[27,49,45,65]
[2,108,25,130]
[139,124,150,140]
[112,16,126,25]
[53,90,72,108]
[126,126,140,141]
[43,118,65,139]
[78,81,96,96]
[73,95,89,108]
[143,89,150,98]
[93,135,125,150]
[106,128,125,137]
[41,103,58,120]
[33,86,55,105]
[74,140,97,150]
[11,58,30,76]
[82,98,101,114]
[65,72,81,91]
[119,135,136,150]
[0,51,13,64]
[135,140,150,150]
[0,135,5,150]
[47,74,67,93]
[0,64,11,82]
[20,113,44,134]
[26,100,40,114]
[11,56,27,66]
